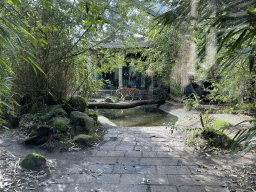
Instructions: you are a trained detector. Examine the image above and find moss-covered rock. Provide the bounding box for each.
[67,96,87,113]
[39,113,52,123]
[39,105,68,123]
[47,117,68,133]
[53,108,67,117]
[70,111,95,135]
[73,134,94,145]
[20,153,46,170]
[85,110,98,121]
[54,122,67,133]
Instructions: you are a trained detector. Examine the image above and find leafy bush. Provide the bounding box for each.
[231,120,256,156]
[153,85,170,99]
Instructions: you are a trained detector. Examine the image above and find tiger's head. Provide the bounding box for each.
[116,86,127,93]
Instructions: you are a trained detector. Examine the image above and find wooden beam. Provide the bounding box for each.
[87,100,165,109]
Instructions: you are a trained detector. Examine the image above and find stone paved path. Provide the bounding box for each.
[39,125,229,192]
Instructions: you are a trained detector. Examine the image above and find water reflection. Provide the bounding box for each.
[97,105,178,127]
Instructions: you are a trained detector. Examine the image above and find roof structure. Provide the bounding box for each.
[98,39,149,49]
[89,39,150,50]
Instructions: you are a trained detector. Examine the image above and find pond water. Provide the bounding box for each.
[97,105,178,127]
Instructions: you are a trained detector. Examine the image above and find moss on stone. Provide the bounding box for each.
[70,111,96,135]
[85,110,98,121]
[54,122,67,133]
[20,153,46,170]
[73,134,93,145]
[67,96,87,112]
[29,129,39,138]
[53,108,67,116]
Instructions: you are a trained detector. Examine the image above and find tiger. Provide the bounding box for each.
[116,86,142,101]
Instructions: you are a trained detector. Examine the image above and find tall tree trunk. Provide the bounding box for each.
[188,0,197,78]
[205,0,217,73]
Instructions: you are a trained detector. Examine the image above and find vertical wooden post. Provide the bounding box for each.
[119,64,123,88]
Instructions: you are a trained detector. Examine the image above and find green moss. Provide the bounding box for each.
[211,120,230,130]
[73,134,93,145]
[68,96,87,112]
[54,122,67,133]
[85,110,98,121]
[20,153,46,170]
[29,129,39,138]
[186,118,232,149]
[201,128,233,149]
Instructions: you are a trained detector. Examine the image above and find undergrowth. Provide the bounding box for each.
[186,113,233,149]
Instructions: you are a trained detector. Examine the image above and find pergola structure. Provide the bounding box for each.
[87,39,154,90]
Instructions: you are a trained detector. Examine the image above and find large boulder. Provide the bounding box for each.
[47,117,69,133]
[64,96,87,115]
[20,153,46,170]
[70,111,96,135]
[39,105,68,123]
[84,109,98,121]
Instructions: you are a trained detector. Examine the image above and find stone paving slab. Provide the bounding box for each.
[38,126,229,192]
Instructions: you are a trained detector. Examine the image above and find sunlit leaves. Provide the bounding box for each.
[40,0,52,10]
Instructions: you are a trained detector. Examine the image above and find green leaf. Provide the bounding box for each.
[28,57,45,74]
[249,54,254,73]
[40,38,48,45]
[248,7,256,15]
[89,27,95,32]
[11,0,19,6]
[40,0,52,10]
[250,104,254,108]
[228,29,248,54]
[0,59,12,72]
